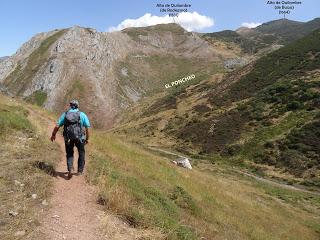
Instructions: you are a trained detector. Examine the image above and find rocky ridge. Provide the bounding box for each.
[0,24,239,128]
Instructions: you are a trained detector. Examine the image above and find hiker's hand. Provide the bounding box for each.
[50,126,59,142]
[50,134,56,142]
[85,139,89,145]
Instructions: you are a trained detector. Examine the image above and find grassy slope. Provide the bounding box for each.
[0,93,319,239]
[0,94,60,239]
[113,29,320,185]
[87,131,320,240]
[115,54,219,102]
[116,24,226,107]
[203,18,320,54]
[1,23,319,240]
[203,30,259,54]
[255,18,320,43]
[217,29,320,103]
[210,30,320,183]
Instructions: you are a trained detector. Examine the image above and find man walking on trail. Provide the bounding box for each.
[50,100,91,179]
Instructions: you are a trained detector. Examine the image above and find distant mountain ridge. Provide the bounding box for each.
[204,18,320,54]
[0,56,9,63]
[0,18,319,129]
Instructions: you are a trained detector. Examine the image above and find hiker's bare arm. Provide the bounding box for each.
[85,127,89,144]
[50,125,60,141]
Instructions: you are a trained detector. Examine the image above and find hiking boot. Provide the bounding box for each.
[77,171,83,176]
[67,171,72,179]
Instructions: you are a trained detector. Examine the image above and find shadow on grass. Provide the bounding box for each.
[33,161,55,175]
[33,161,74,180]
[54,171,74,180]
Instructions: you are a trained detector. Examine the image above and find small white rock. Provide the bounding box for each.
[9,210,18,216]
[42,200,48,206]
[173,157,193,170]
[14,180,21,186]
[31,194,37,199]
[52,215,60,218]
[14,230,26,237]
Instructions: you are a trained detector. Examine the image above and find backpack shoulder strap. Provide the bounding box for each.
[63,110,68,127]
[76,111,81,124]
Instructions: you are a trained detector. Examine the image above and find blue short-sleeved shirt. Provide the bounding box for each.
[57,108,91,128]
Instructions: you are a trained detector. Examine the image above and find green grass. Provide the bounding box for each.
[1,93,319,239]
[88,139,198,239]
[66,79,85,100]
[305,221,320,234]
[114,30,320,186]
[250,178,320,212]
[241,111,314,158]
[87,131,320,240]
[220,29,320,103]
[203,30,259,54]
[0,94,60,240]
[25,90,47,106]
[0,103,33,135]
[115,53,222,108]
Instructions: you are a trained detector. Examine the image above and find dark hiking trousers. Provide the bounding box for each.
[64,139,85,173]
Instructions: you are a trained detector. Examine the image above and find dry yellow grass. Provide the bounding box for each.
[0,94,60,239]
[1,93,319,239]
[87,132,320,239]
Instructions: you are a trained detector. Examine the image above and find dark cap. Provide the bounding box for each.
[69,99,79,109]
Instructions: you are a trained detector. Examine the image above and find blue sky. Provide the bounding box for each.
[0,0,319,56]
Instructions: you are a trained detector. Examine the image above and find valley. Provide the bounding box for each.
[0,16,320,239]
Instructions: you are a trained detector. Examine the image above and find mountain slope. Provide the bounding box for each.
[1,93,320,239]
[2,19,318,128]
[204,18,320,54]
[255,18,320,43]
[0,24,237,128]
[1,20,320,239]
[87,130,320,239]
[114,29,320,186]
[0,56,9,63]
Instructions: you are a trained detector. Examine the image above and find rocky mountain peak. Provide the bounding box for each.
[255,18,302,33]
[6,18,314,128]
[1,22,231,128]
[235,27,253,35]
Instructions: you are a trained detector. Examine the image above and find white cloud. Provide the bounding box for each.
[241,22,262,28]
[108,12,214,32]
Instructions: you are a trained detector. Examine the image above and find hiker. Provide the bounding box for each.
[50,100,91,178]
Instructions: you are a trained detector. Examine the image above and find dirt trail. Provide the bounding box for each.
[26,107,147,240]
[40,119,105,240]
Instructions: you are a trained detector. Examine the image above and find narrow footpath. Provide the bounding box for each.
[27,107,148,240]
